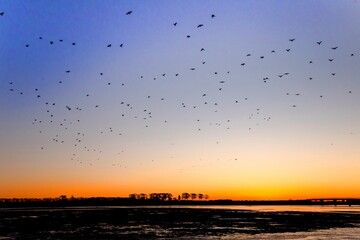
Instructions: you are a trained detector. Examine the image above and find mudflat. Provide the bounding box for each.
[1,207,360,239]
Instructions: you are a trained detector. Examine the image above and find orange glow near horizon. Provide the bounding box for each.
[2,175,360,200]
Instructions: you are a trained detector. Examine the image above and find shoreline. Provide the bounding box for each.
[1,198,360,208]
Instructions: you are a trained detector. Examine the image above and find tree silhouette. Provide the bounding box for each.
[190,193,197,200]
[181,193,190,200]
[137,193,147,200]
[198,193,204,200]
[129,193,137,199]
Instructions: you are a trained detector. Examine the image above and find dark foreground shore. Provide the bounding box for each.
[1,207,360,239]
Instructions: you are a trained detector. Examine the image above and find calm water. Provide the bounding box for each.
[108,205,360,212]
[1,205,360,239]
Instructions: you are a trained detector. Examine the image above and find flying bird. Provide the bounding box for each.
[289,38,295,42]
[316,41,322,45]
[197,24,204,28]
[126,11,132,15]
[173,22,177,26]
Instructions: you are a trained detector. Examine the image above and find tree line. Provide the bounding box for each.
[128,193,209,201]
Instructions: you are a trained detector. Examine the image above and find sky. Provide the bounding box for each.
[1,0,360,200]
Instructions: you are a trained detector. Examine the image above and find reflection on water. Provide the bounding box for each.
[128,205,360,213]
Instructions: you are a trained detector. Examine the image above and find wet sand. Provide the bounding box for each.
[1,207,360,239]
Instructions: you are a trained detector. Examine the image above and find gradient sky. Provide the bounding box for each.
[1,0,360,200]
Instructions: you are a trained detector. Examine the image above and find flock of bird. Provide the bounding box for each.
[2,9,359,172]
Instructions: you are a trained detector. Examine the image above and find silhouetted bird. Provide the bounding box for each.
[119,44,123,47]
[66,70,70,73]
[187,35,190,38]
[25,44,29,47]
[316,41,322,45]
[289,38,295,42]
[173,22,177,26]
[286,49,290,52]
[331,46,338,50]
[107,44,112,47]
[211,14,215,18]
[197,24,204,28]
[72,42,76,45]
[50,41,54,44]
[0,12,4,16]
[126,11,132,15]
